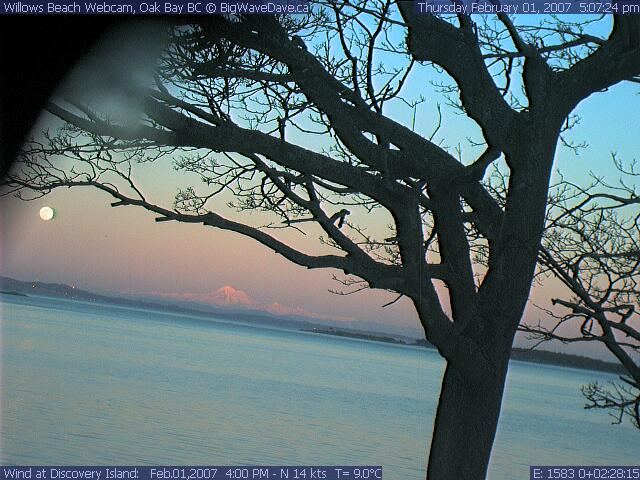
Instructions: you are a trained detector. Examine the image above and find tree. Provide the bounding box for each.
[521,159,640,428]
[3,7,640,479]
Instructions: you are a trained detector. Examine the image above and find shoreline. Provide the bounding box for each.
[302,327,625,375]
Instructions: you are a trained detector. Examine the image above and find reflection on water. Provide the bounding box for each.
[1,295,637,478]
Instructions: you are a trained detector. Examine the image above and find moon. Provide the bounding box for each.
[39,206,55,221]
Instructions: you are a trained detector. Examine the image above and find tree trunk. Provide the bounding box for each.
[426,351,510,480]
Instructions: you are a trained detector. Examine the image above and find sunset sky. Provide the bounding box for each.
[1,21,639,358]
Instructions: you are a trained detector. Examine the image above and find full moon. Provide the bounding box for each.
[39,206,55,221]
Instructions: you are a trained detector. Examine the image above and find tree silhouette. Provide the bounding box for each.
[521,158,640,429]
[3,7,640,479]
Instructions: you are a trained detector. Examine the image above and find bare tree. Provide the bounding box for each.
[3,7,640,479]
[522,158,640,429]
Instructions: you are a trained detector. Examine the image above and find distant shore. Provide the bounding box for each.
[302,327,625,375]
[302,327,405,345]
[1,275,626,376]
[0,290,28,297]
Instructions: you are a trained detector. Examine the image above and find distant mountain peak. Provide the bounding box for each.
[147,285,256,308]
[209,285,255,306]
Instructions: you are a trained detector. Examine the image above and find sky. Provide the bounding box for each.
[1,16,639,359]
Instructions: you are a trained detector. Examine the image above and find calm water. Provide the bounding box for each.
[1,295,637,479]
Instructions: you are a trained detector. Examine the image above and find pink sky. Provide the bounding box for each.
[0,186,423,334]
[0,181,596,351]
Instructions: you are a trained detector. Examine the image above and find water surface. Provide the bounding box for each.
[1,295,637,479]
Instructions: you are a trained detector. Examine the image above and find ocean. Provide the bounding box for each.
[1,295,637,479]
